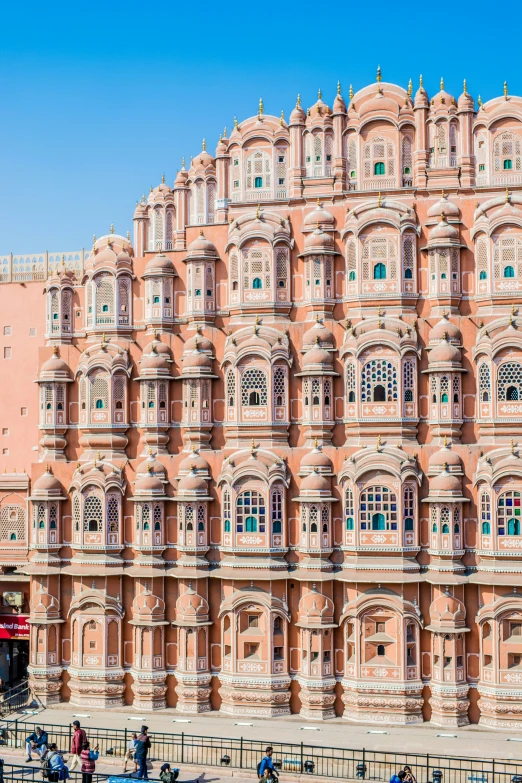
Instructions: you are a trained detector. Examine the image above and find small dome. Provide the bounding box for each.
[31,584,60,619]
[134,473,164,494]
[430,316,462,344]
[182,347,211,369]
[144,338,171,357]
[40,352,71,378]
[300,447,333,473]
[186,231,218,259]
[430,592,466,628]
[178,450,210,475]
[300,470,331,493]
[414,84,429,109]
[33,468,62,494]
[135,455,166,477]
[304,227,335,252]
[174,168,189,187]
[429,337,462,365]
[303,320,334,350]
[178,468,208,493]
[359,91,399,117]
[304,203,335,231]
[458,86,474,111]
[289,99,306,125]
[298,587,334,624]
[302,342,333,368]
[427,195,460,220]
[134,201,148,218]
[308,94,331,119]
[140,346,171,372]
[429,214,459,243]
[429,446,463,471]
[145,253,175,274]
[430,469,462,493]
[333,91,346,114]
[116,248,131,266]
[133,586,166,620]
[176,586,210,621]
[184,333,213,354]
[190,145,215,173]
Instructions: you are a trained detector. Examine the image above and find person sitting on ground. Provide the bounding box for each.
[403,766,417,783]
[390,770,407,783]
[123,731,138,774]
[25,726,48,762]
[160,762,180,783]
[258,747,278,781]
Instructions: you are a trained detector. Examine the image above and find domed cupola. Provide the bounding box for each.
[424,322,466,441]
[176,466,212,564]
[135,338,174,457]
[131,583,167,624]
[184,231,218,324]
[289,94,306,125]
[37,348,73,461]
[177,335,217,450]
[296,337,339,447]
[141,247,177,332]
[302,318,335,351]
[297,584,335,627]
[429,313,462,345]
[427,192,461,224]
[303,201,335,233]
[423,194,463,311]
[293,452,337,566]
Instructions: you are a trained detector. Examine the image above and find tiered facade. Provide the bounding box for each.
[3,73,522,726]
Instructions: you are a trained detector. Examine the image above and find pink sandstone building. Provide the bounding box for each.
[2,72,522,728]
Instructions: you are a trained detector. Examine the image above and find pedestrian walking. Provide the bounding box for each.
[69,720,87,772]
[80,740,99,783]
[124,731,138,774]
[134,725,151,780]
[25,726,48,762]
[258,747,278,782]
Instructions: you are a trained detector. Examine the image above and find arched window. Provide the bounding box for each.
[374,162,385,176]
[223,491,231,533]
[497,362,522,401]
[497,490,522,536]
[83,494,102,533]
[243,247,271,291]
[226,369,236,408]
[236,490,266,533]
[241,368,268,407]
[361,359,398,403]
[403,485,414,531]
[505,159,513,170]
[360,486,397,530]
[362,237,397,283]
[272,490,283,534]
[374,262,386,280]
[479,270,487,280]
[252,277,262,289]
[345,487,354,530]
[96,399,104,409]
[346,362,356,403]
[377,644,385,656]
[481,493,491,535]
[493,235,522,282]
[504,265,515,278]
[245,150,271,194]
[363,137,395,185]
[373,384,386,402]
[479,363,491,402]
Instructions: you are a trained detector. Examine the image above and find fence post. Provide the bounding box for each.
[363,748,366,781]
[300,741,304,774]
[240,736,243,769]
[181,732,184,764]
[426,753,429,783]
[68,723,72,753]
[492,758,495,783]
[14,719,18,749]
[124,727,128,759]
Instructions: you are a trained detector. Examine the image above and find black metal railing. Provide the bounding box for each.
[0,682,36,718]
[0,762,113,782]
[2,720,522,783]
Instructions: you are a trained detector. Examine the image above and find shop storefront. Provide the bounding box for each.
[0,615,29,688]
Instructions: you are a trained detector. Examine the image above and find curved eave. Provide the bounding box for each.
[294,369,339,377]
[129,495,171,502]
[422,494,470,503]
[292,495,338,503]
[28,495,68,501]
[297,249,339,258]
[133,374,176,381]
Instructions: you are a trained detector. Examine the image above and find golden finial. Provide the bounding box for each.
[318,88,322,100]
[255,203,261,219]
[443,435,448,448]
[233,116,239,129]
[161,173,165,184]
[181,157,186,170]
[440,77,444,91]
[148,447,153,456]
[506,187,510,203]
[337,80,341,95]
[376,434,382,451]
[223,126,227,138]
[53,345,58,356]
[76,461,81,471]
[349,84,354,100]
[314,437,319,449]
[110,223,115,234]
[251,437,255,455]
[478,95,483,108]
[61,254,65,267]
[280,110,285,126]
[441,188,445,199]
[504,81,508,99]
[463,78,467,95]
[419,74,423,89]
[97,451,101,461]
[194,334,199,350]
[93,234,97,246]
[512,302,516,316]
[127,231,130,241]
[376,65,382,83]
[45,463,50,473]
[258,97,264,117]
[377,192,382,207]
[147,462,153,474]
[512,438,516,455]
[102,332,106,344]
[93,456,97,468]
[296,94,301,107]
[407,78,412,97]
[106,235,111,246]
[202,139,207,152]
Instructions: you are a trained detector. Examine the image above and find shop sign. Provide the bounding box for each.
[0,615,30,639]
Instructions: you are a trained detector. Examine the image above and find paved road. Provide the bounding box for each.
[10,704,522,761]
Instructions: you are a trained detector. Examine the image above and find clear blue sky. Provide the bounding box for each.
[1,0,521,253]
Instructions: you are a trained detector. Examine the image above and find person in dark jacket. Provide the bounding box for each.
[134,725,151,780]
[160,762,180,783]
[25,727,48,762]
[80,740,99,783]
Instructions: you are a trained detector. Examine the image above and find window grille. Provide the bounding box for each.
[479,363,491,402]
[303,377,310,404]
[153,504,162,530]
[497,362,522,401]
[362,236,397,280]
[361,359,398,402]
[363,137,396,184]
[402,136,413,171]
[403,485,414,531]
[493,131,522,173]
[106,496,119,533]
[243,248,271,290]
[73,494,81,531]
[230,253,238,288]
[96,276,114,316]
[276,248,288,282]
[493,236,522,280]
[347,240,356,280]
[49,504,57,530]
[440,375,450,401]
[440,506,450,533]
[271,489,283,534]
[453,375,460,402]
[345,487,354,530]
[346,362,356,402]
[347,137,357,179]
[275,149,287,191]
[431,505,438,532]
[118,278,130,316]
[113,375,126,410]
[223,490,231,532]
[142,504,150,530]
[154,209,164,242]
[90,375,109,410]
[158,383,167,409]
[403,236,415,282]
[237,490,266,533]
[166,209,174,243]
[83,494,103,532]
[481,492,491,534]
[245,150,271,191]
[309,505,319,532]
[497,490,522,536]
[403,359,415,403]
[273,366,286,408]
[226,368,236,407]
[359,486,398,530]
[207,180,216,223]
[241,368,268,406]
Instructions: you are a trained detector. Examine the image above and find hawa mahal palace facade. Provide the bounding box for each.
[2,70,522,728]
